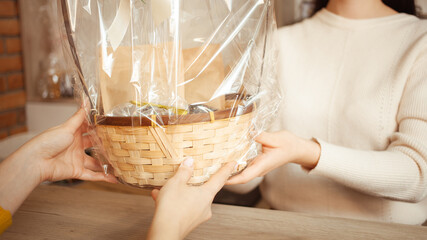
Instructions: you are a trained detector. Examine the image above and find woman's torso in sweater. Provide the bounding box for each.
[261,9,427,224]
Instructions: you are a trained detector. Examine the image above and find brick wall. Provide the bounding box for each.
[0,0,27,140]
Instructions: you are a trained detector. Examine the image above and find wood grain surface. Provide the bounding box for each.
[2,185,426,240]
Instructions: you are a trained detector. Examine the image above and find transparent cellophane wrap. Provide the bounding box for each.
[62,0,281,188]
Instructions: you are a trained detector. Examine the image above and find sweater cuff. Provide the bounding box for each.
[0,205,12,235]
[308,138,345,178]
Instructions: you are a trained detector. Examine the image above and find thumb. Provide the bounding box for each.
[204,161,237,194]
[63,108,86,132]
[170,157,194,185]
[255,132,279,148]
[151,189,160,201]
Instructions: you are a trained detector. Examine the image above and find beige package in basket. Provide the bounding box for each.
[99,43,185,113]
[183,44,225,110]
[99,44,225,113]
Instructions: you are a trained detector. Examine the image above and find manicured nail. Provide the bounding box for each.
[182,157,194,167]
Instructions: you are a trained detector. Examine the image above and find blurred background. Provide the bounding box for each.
[0,0,427,204]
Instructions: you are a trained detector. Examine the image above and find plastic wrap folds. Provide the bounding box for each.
[60,0,281,188]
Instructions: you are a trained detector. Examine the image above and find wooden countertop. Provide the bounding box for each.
[2,185,426,240]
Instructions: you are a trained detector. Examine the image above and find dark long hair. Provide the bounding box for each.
[313,0,417,16]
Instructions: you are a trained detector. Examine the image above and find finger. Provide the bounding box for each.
[255,132,280,148]
[83,155,104,172]
[82,135,93,149]
[80,120,90,133]
[63,108,86,132]
[204,161,237,194]
[104,174,119,183]
[79,169,118,183]
[226,156,265,185]
[75,120,89,135]
[169,157,194,185]
[151,189,160,201]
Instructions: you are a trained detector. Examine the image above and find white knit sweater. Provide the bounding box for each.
[260,9,427,225]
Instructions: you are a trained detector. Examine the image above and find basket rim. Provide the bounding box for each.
[95,104,254,126]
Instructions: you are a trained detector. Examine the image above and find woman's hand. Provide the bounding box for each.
[226,131,321,185]
[147,158,237,240]
[0,109,116,214]
[19,108,117,183]
[28,109,116,183]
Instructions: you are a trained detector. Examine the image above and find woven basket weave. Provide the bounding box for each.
[96,107,254,187]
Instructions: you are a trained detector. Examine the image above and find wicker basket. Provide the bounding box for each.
[96,105,254,187]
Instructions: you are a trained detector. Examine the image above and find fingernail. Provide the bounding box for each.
[182,157,194,167]
[233,162,239,172]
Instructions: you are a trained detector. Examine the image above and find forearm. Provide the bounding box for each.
[147,212,182,240]
[310,139,427,202]
[0,149,42,214]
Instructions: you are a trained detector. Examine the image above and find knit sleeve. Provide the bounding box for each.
[309,46,427,203]
[0,205,12,235]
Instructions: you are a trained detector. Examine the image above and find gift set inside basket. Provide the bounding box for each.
[60,0,280,188]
